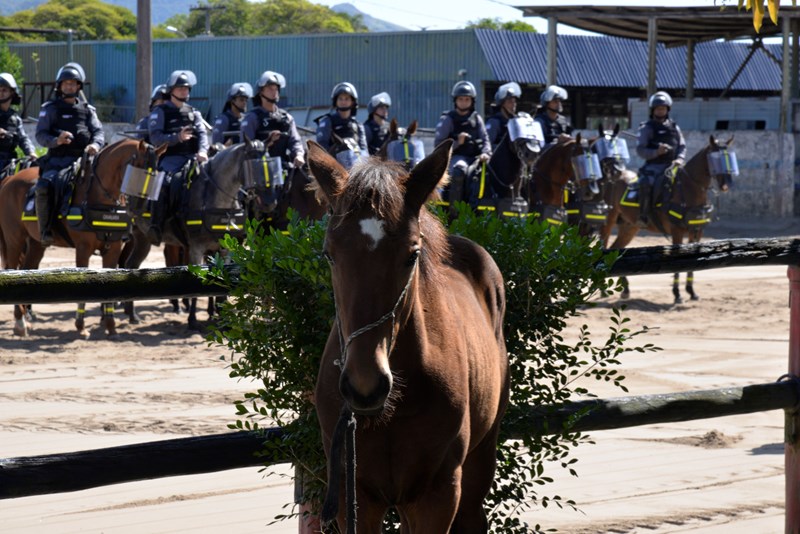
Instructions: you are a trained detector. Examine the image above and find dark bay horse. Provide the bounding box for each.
[600,135,735,302]
[0,139,157,337]
[309,139,509,532]
[527,134,584,225]
[123,139,261,330]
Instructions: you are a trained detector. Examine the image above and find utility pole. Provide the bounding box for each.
[190,3,226,37]
[135,0,152,122]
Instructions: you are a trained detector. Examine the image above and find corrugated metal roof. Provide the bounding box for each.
[475,29,782,91]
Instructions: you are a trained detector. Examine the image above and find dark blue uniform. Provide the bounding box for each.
[434,109,491,177]
[211,109,242,145]
[0,108,35,171]
[363,117,389,156]
[148,100,208,173]
[533,109,572,146]
[315,112,367,155]
[240,106,304,165]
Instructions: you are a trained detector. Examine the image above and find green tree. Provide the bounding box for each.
[466,17,537,32]
[7,0,137,41]
[0,40,24,84]
[163,0,367,37]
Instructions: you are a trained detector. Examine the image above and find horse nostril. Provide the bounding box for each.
[339,371,391,414]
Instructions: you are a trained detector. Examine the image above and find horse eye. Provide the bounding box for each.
[407,249,420,266]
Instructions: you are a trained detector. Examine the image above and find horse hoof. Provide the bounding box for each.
[107,332,119,340]
[674,297,683,305]
[13,324,28,337]
[690,295,699,301]
[78,328,90,339]
[129,314,142,325]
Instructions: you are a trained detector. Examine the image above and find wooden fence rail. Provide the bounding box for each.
[0,237,797,305]
[1,380,798,499]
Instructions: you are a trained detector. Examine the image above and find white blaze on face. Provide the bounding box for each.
[359,217,385,250]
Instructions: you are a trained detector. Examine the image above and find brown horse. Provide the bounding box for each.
[527,134,584,225]
[0,138,159,337]
[599,135,735,302]
[378,118,423,170]
[309,139,509,532]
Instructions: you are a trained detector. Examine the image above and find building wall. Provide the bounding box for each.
[9,30,494,129]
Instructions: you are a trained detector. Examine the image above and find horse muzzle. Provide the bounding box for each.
[339,370,392,416]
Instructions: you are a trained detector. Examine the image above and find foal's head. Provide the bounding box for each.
[308,139,452,415]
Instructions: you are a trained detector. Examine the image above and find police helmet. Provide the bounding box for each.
[0,73,21,106]
[166,70,197,91]
[55,62,86,87]
[331,82,358,108]
[451,80,477,99]
[367,92,391,115]
[256,71,286,90]
[539,85,568,106]
[150,84,167,103]
[494,82,521,107]
[227,82,254,100]
[649,91,673,109]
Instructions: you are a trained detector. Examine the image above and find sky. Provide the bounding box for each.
[312,0,753,34]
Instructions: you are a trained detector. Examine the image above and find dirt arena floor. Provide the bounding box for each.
[0,215,798,533]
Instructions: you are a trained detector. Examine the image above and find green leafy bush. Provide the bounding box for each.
[199,205,656,531]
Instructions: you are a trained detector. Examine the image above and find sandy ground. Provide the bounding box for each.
[0,215,798,533]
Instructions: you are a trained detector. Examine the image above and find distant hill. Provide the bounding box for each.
[2,0,409,31]
[331,3,409,32]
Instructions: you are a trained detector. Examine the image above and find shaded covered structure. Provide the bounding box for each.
[514,4,800,132]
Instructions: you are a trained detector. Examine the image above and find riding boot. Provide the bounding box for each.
[35,186,54,247]
[639,183,650,224]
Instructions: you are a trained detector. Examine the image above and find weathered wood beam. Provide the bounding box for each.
[0,238,797,305]
[1,381,797,499]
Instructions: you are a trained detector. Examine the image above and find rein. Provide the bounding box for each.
[321,244,420,532]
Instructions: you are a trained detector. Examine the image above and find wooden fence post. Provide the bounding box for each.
[788,265,800,534]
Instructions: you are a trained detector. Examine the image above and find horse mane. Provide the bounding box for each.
[336,158,449,283]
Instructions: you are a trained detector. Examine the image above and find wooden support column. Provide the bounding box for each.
[135,0,152,123]
[782,16,791,134]
[647,17,657,96]
[686,39,695,101]
[791,19,799,100]
[787,266,800,534]
[547,16,557,86]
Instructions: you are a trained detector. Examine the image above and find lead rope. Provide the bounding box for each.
[321,250,420,532]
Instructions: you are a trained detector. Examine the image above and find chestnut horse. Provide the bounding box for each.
[309,139,509,532]
[527,134,584,225]
[0,139,158,337]
[599,135,735,302]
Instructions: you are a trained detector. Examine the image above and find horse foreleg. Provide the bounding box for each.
[101,302,118,339]
[13,304,29,337]
[75,303,89,339]
[686,271,698,300]
[672,273,682,304]
[187,297,201,331]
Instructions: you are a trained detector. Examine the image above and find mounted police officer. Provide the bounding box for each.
[35,62,104,247]
[135,84,167,142]
[534,85,573,146]
[363,92,391,156]
[0,72,36,176]
[147,69,209,244]
[486,81,522,150]
[211,82,253,147]
[434,80,491,205]
[636,90,686,224]
[240,71,305,170]
[315,82,367,159]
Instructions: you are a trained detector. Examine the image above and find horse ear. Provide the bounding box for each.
[709,134,716,147]
[406,139,452,210]
[597,124,604,138]
[575,132,582,144]
[307,140,347,203]
[613,123,620,136]
[727,135,735,147]
[408,120,418,136]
